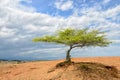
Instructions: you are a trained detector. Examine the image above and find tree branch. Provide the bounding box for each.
[72,44,85,48]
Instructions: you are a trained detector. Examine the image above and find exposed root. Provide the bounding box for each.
[56,61,74,68]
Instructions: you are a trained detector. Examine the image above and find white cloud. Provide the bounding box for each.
[111,40,120,43]
[18,47,64,56]
[103,0,111,4]
[0,27,16,37]
[0,0,120,42]
[104,5,120,18]
[0,0,120,59]
[55,0,73,11]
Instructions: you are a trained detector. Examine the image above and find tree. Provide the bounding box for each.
[32,28,111,63]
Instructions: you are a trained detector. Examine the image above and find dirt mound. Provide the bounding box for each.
[50,62,120,80]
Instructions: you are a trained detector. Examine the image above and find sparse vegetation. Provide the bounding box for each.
[33,28,111,63]
[32,28,117,80]
[0,57,120,80]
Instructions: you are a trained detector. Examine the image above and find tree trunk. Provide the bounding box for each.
[65,46,72,63]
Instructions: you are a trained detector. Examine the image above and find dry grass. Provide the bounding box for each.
[49,62,120,80]
[75,62,119,80]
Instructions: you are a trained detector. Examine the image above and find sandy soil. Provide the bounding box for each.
[0,57,120,80]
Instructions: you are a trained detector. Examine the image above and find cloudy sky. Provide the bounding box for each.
[0,0,120,60]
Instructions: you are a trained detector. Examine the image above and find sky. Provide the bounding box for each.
[0,0,120,60]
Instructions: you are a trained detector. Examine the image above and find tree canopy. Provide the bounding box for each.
[33,28,111,48]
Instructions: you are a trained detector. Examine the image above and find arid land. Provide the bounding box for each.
[0,57,120,80]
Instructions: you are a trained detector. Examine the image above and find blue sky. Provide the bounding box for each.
[0,0,120,60]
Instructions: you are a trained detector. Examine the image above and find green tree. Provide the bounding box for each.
[33,28,111,63]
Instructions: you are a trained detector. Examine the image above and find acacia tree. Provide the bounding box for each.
[33,28,111,63]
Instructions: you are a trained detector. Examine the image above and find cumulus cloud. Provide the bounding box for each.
[55,0,73,11]
[1,0,119,41]
[0,27,16,37]
[0,0,120,60]
[103,0,111,4]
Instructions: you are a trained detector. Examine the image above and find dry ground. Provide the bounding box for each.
[0,57,120,80]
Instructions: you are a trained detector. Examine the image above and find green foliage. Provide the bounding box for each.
[33,28,111,48]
